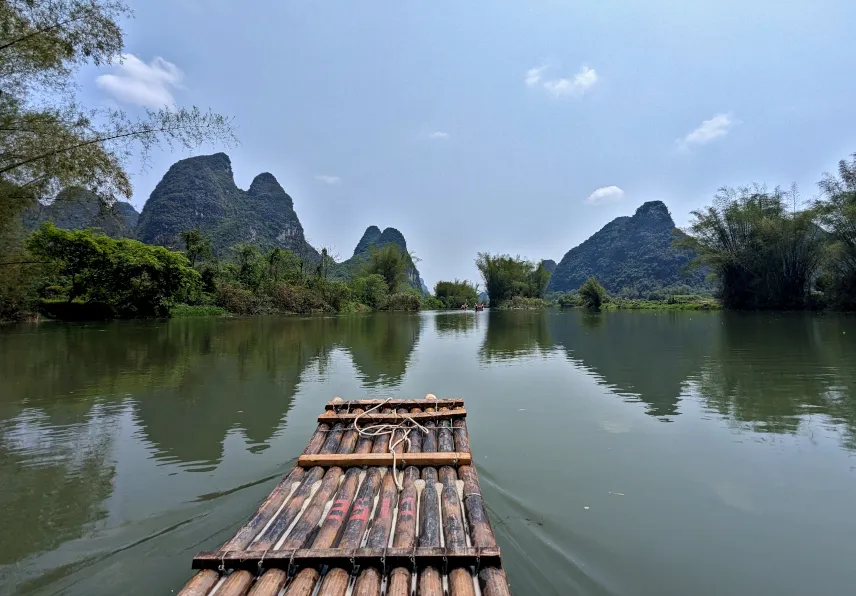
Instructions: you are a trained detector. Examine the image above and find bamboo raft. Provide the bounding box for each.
[179,398,512,596]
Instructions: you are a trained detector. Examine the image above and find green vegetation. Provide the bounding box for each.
[579,276,607,310]
[434,279,479,308]
[679,159,856,311]
[475,253,550,307]
[27,223,199,318]
[365,244,409,294]
[815,156,856,310]
[0,0,233,320]
[170,304,227,317]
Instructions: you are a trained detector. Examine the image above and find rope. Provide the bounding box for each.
[352,398,431,490]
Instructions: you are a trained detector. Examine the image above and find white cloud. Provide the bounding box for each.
[526,64,599,98]
[428,131,449,140]
[525,65,547,87]
[680,113,734,147]
[586,186,625,205]
[543,66,599,97]
[315,175,341,185]
[95,53,183,108]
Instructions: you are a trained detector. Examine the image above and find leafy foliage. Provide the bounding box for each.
[365,244,408,294]
[679,186,823,310]
[27,223,199,317]
[179,228,212,267]
[548,201,708,296]
[434,279,479,308]
[579,276,607,310]
[815,155,856,310]
[475,253,549,306]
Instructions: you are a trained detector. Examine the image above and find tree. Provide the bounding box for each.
[0,0,236,210]
[816,154,856,309]
[365,244,407,294]
[434,279,478,309]
[27,223,198,317]
[579,276,607,310]
[678,185,823,310]
[315,247,336,279]
[475,253,543,305]
[179,228,212,267]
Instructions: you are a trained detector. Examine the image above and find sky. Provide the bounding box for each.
[77,0,856,288]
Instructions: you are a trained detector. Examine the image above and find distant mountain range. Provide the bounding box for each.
[547,201,707,295]
[30,156,707,298]
[24,187,139,238]
[32,153,427,291]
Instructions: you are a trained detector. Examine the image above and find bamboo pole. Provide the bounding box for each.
[215,570,254,596]
[249,410,367,596]
[455,416,511,596]
[386,407,423,596]
[178,418,335,596]
[285,409,392,596]
[315,408,392,596]
[251,423,345,550]
[439,410,476,596]
[352,408,410,596]
[418,408,444,596]
[177,569,219,596]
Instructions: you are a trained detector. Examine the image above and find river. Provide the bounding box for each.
[0,310,855,595]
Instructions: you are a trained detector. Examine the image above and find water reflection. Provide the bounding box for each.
[479,310,856,438]
[434,312,479,336]
[480,310,552,361]
[0,314,423,569]
[691,313,856,447]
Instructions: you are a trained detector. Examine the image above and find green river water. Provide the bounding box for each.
[1,310,855,595]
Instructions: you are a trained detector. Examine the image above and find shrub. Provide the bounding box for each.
[579,277,607,310]
[170,304,227,317]
[351,274,389,309]
[216,283,261,315]
[383,293,421,311]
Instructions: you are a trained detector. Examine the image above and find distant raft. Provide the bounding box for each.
[179,397,512,596]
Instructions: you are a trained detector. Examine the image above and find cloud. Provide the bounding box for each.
[586,186,625,205]
[525,65,547,87]
[95,53,183,108]
[680,113,734,147]
[315,175,341,185]
[526,65,598,97]
[543,66,598,97]
[428,131,449,140]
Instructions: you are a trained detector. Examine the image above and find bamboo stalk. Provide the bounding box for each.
[251,411,368,596]
[318,408,392,596]
[251,423,345,550]
[418,409,443,596]
[386,407,423,596]
[215,570,254,596]
[352,408,409,596]
[177,569,219,596]
[439,410,476,596]
[457,432,511,596]
[178,419,336,596]
[292,409,393,596]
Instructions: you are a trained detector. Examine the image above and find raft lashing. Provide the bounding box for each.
[179,398,512,596]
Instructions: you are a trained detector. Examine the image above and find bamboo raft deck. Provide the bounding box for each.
[179,398,512,596]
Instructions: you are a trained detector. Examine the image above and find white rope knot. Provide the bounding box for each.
[352,397,430,490]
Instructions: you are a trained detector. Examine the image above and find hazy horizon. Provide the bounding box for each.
[78,0,856,287]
